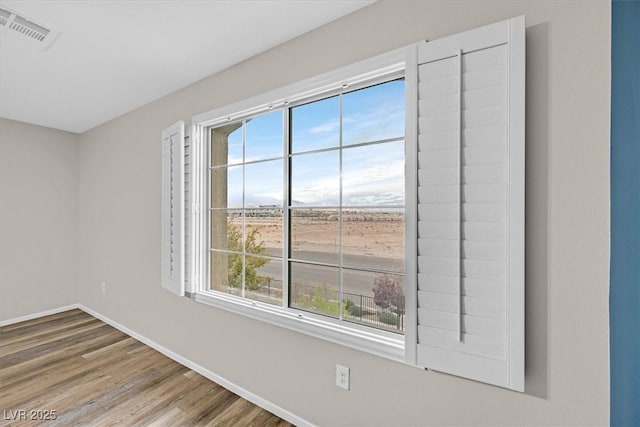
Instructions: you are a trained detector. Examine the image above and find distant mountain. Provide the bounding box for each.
[228,193,402,208]
[228,194,310,208]
[245,195,283,208]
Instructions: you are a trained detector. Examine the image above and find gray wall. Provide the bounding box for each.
[77,1,610,425]
[0,118,78,322]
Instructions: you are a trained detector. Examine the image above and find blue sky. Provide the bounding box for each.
[219,79,405,208]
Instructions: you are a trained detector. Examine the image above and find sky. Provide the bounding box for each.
[215,79,405,208]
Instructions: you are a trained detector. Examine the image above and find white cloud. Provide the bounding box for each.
[227,154,243,165]
[291,174,340,205]
[309,118,340,134]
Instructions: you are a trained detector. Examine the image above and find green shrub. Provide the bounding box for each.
[226,223,269,290]
[347,305,364,317]
[297,285,346,316]
[344,299,355,309]
[378,311,398,326]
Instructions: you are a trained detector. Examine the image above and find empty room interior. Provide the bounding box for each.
[1,1,638,426]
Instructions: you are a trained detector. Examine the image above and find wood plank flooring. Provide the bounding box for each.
[0,309,294,426]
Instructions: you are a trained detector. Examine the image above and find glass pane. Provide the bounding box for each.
[245,257,282,306]
[290,151,339,206]
[289,262,339,319]
[211,121,243,167]
[342,208,404,273]
[290,209,339,264]
[245,160,283,208]
[291,96,339,153]
[342,79,405,146]
[245,110,283,161]
[342,141,405,206]
[245,209,283,257]
[342,269,405,333]
[210,251,242,297]
[211,165,243,209]
[211,209,243,252]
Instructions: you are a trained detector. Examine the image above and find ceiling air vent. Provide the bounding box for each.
[0,7,60,50]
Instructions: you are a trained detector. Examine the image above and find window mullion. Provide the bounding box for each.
[205,128,212,294]
[241,121,246,299]
[283,109,291,309]
[338,92,344,322]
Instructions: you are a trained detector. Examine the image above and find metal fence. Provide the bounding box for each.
[291,283,404,332]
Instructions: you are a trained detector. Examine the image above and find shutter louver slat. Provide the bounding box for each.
[409,16,524,391]
[419,166,507,186]
[418,308,507,339]
[418,184,506,204]
[418,256,505,282]
[419,105,508,133]
[418,274,504,300]
[419,66,508,98]
[418,221,506,241]
[419,85,507,117]
[418,202,507,221]
[419,144,507,167]
[420,125,507,150]
[419,44,508,78]
[417,292,506,321]
[417,326,506,360]
[418,239,505,260]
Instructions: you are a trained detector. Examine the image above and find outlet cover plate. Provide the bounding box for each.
[336,364,350,390]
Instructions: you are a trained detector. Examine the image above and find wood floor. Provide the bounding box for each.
[0,309,294,426]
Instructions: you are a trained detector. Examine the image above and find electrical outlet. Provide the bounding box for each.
[336,364,350,390]
[101,282,106,295]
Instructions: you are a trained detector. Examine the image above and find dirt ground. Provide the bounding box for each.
[237,214,404,259]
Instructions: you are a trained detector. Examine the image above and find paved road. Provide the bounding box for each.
[259,250,403,297]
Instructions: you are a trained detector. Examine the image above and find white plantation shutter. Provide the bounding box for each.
[161,121,185,296]
[183,131,191,293]
[406,16,525,390]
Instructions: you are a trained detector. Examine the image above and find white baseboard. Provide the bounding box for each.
[77,304,312,427]
[0,304,80,327]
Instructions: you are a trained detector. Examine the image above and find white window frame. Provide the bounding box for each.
[189,48,410,362]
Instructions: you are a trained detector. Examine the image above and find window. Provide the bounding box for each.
[207,79,406,334]
[209,110,285,304]
[164,15,525,391]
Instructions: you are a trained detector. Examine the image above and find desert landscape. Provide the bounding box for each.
[240,209,404,264]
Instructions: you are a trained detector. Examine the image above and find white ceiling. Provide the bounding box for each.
[0,0,372,133]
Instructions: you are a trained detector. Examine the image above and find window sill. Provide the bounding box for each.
[192,290,405,363]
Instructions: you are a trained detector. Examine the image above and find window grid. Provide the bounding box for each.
[208,79,406,332]
[286,83,405,328]
[208,112,287,302]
